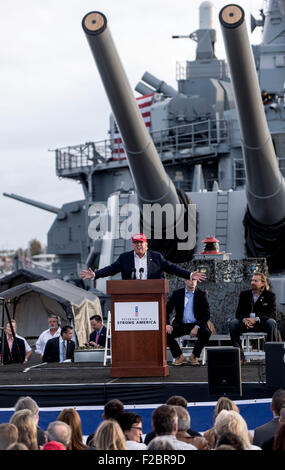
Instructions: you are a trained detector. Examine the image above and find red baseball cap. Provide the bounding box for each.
[132,233,147,243]
[43,441,66,450]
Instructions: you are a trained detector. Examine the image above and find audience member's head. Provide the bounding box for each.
[271,389,285,416]
[92,419,127,450]
[46,421,72,449]
[14,396,39,423]
[7,442,28,450]
[116,412,143,443]
[152,405,178,436]
[0,423,18,450]
[57,408,86,450]
[103,399,124,420]
[147,436,176,450]
[215,431,245,450]
[213,397,239,421]
[215,444,236,450]
[9,409,38,450]
[166,395,188,409]
[214,410,251,449]
[173,406,190,432]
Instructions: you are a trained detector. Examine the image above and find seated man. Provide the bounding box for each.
[42,325,75,363]
[166,278,211,366]
[0,320,26,364]
[229,272,277,362]
[89,315,106,348]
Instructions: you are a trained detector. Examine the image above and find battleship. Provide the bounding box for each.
[4,0,285,338]
[0,2,284,436]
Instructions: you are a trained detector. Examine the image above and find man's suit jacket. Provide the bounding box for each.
[94,250,191,281]
[235,289,277,322]
[0,335,25,364]
[166,287,210,328]
[42,336,75,363]
[89,325,107,347]
[253,417,280,447]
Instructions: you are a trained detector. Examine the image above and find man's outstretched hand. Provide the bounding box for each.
[80,267,95,280]
[191,270,206,282]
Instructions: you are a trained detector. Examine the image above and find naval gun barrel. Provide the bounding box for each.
[3,193,60,214]
[82,12,192,256]
[219,5,285,226]
[140,71,178,98]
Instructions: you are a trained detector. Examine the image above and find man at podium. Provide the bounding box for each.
[80,233,205,283]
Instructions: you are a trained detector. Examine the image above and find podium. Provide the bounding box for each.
[107,279,169,377]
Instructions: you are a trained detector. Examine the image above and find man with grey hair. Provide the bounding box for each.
[174,405,208,450]
[151,405,197,450]
[46,421,72,449]
[14,395,45,447]
[35,315,61,358]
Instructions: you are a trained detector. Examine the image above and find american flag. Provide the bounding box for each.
[112,94,153,160]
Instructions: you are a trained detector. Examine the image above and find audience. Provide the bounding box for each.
[45,421,72,449]
[57,408,87,450]
[86,398,124,446]
[0,423,18,450]
[151,404,197,450]
[214,410,261,450]
[253,388,285,448]
[203,396,240,449]
[1,391,285,452]
[7,442,28,450]
[215,431,245,450]
[144,395,201,445]
[147,436,176,450]
[9,409,39,450]
[14,395,46,448]
[116,411,147,449]
[90,419,127,450]
[174,405,209,450]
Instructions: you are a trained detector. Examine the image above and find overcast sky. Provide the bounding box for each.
[0,0,263,252]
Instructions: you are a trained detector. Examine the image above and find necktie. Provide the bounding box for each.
[63,340,66,360]
[95,332,100,344]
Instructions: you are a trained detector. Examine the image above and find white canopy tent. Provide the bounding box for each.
[0,279,102,347]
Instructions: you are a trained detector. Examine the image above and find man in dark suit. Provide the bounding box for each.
[0,320,26,364]
[42,325,75,363]
[166,278,211,366]
[253,388,285,448]
[80,233,206,283]
[89,314,106,348]
[229,272,277,362]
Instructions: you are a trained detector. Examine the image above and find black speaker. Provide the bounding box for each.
[265,342,285,388]
[207,347,242,396]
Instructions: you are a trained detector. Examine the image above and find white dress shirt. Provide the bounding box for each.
[134,252,148,279]
[35,328,61,355]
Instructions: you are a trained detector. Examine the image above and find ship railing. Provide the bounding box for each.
[55,119,229,173]
[233,157,285,188]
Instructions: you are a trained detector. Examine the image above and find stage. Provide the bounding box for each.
[0,353,277,437]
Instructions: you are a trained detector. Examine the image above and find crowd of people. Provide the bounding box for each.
[0,390,285,451]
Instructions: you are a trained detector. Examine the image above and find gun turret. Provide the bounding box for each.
[82,12,195,261]
[219,5,285,271]
[138,71,179,98]
[3,193,60,214]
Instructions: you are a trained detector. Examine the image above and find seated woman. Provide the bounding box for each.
[116,412,147,449]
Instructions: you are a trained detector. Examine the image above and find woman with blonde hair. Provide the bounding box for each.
[214,410,261,450]
[91,420,127,450]
[57,408,87,450]
[9,409,38,450]
[204,397,240,449]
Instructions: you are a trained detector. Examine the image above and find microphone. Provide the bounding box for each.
[139,268,144,279]
[132,268,137,280]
